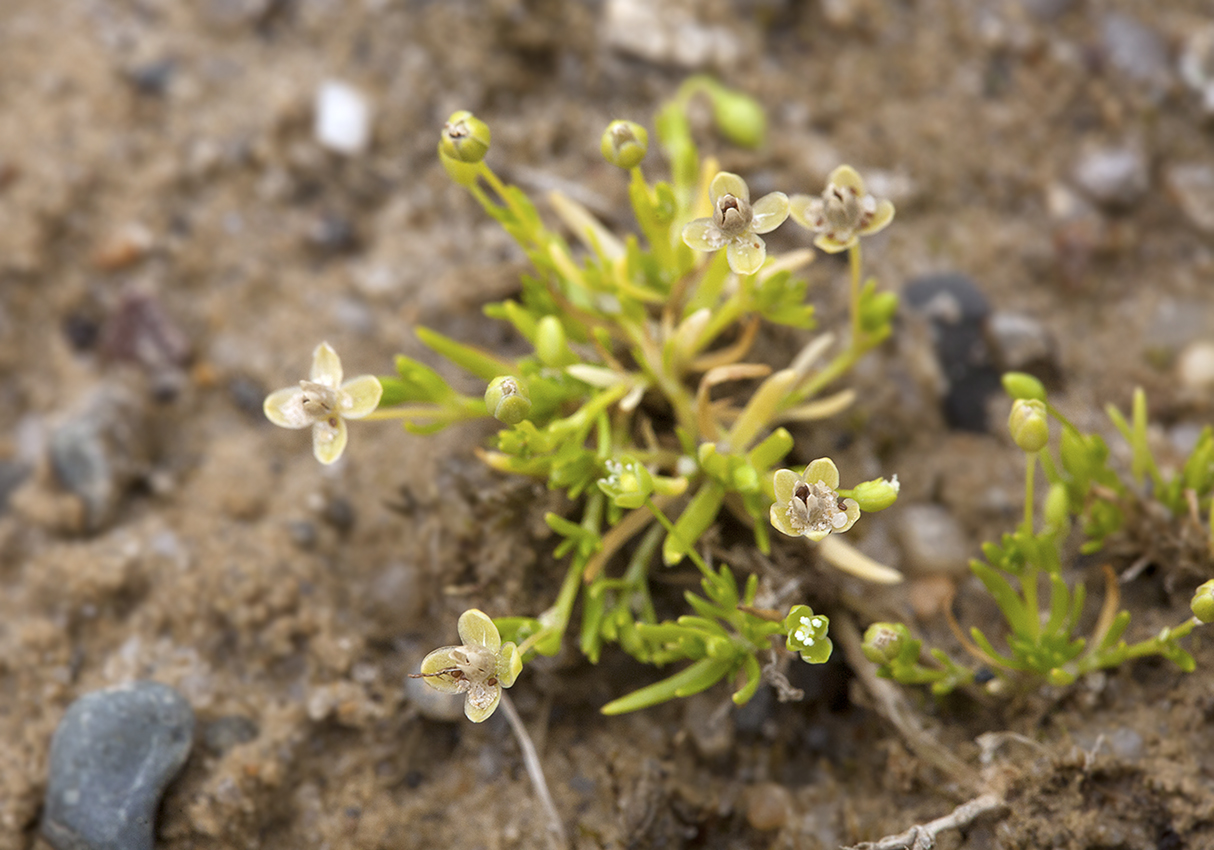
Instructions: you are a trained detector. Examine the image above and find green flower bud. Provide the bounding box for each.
[1008,399,1049,453]
[440,110,491,164]
[702,81,766,149]
[484,376,531,425]
[850,476,900,513]
[1191,580,1214,624]
[535,315,571,367]
[1044,482,1070,531]
[1002,371,1047,402]
[600,120,648,169]
[861,622,907,665]
[439,148,480,187]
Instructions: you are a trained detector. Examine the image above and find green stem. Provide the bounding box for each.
[1024,452,1037,535]
[646,496,713,579]
[848,241,863,353]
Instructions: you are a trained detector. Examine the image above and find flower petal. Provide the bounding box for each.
[311,341,343,387]
[464,682,501,723]
[457,608,501,652]
[726,236,766,276]
[788,195,825,231]
[418,646,467,693]
[803,528,831,542]
[813,232,853,254]
[264,387,312,429]
[682,218,728,252]
[836,498,861,534]
[859,198,895,236]
[750,192,789,234]
[312,416,348,465]
[803,458,840,490]
[769,502,800,538]
[827,164,864,196]
[340,375,383,419]
[772,469,801,505]
[710,171,749,205]
[497,642,523,688]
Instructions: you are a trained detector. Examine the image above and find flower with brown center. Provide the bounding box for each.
[682,171,788,275]
[416,609,523,723]
[789,165,894,254]
[769,457,860,541]
[263,342,383,465]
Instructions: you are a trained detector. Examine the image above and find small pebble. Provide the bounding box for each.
[42,681,195,850]
[682,693,734,760]
[1179,25,1214,118]
[315,80,372,156]
[1177,340,1214,393]
[201,714,259,755]
[743,782,793,831]
[1164,163,1214,234]
[49,387,149,532]
[91,223,154,271]
[903,274,1001,432]
[893,504,972,576]
[988,311,1061,387]
[603,0,745,69]
[1099,12,1172,94]
[1072,147,1149,209]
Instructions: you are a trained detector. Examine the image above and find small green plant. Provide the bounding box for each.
[865,373,1214,695]
[266,83,904,718]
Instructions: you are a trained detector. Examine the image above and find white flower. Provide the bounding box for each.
[263,342,383,465]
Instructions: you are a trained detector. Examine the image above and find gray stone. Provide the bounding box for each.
[903,274,1001,432]
[1073,146,1149,209]
[1100,12,1172,94]
[988,311,1061,387]
[43,681,195,850]
[892,503,972,576]
[1164,163,1214,234]
[49,387,149,532]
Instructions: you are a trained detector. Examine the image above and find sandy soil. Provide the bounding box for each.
[2,0,1213,848]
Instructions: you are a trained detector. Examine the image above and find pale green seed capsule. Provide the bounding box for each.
[484,376,531,425]
[861,622,905,665]
[1002,371,1047,402]
[703,82,766,149]
[600,120,648,169]
[1191,580,1214,624]
[535,315,569,367]
[440,110,491,164]
[1008,399,1049,453]
[1044,483,1070,531]
[850,476,900,512]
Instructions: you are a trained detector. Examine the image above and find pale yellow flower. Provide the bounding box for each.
[789,165,894,254]
[682,171,788,275]
[770,457,860,542]
[418,609,523,723]
[263,342,382,465]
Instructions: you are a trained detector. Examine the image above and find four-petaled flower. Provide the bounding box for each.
[263,341,383,465]
[789,165,894,254]
[783,604,832,663]
[682,171,788,275]
[770,457,860,541]
[418,609,523,723]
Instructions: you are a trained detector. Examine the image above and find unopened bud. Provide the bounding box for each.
[1044,483,1070,531]
[702,81,766,149]
[485,376,531,425]
[861,622,907,665]
[535,316,571,367]
[1008,399,1049,453]
[1191,580,1214,624]
[440,110,491,164]
[600,120,648,169]
[850,475,900,512]
[1002,371,1047,402]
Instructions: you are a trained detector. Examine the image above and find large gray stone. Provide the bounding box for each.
[42,681,195,850]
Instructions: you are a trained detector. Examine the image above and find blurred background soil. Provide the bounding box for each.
[2,0,1214,848]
